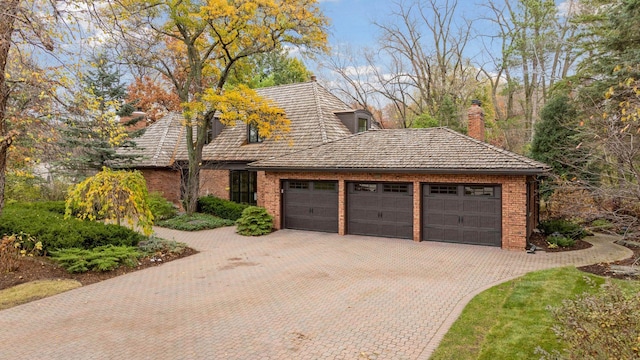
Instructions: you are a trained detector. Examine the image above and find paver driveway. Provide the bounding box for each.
[0,227,631,360]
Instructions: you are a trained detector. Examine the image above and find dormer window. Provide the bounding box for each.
[248,123,263,143]
[358,118,368,133]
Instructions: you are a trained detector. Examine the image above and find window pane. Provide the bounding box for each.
[383,184,409,193]
[313,182,336,191]
[430,185,457,195]
[289,181,309,189]
[464,186,494,197]
[354,183,377,192]
[358,118,368,132]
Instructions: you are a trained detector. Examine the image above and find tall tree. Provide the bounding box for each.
[230,48,313,89]
[0,1,74,215]
[58,54,141,176]
[94,0,328,213]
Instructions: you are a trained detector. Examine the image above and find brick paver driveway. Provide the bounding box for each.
[0,227,631,359]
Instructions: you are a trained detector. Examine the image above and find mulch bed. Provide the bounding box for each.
[528,231,593,252]
[0,248,198,290]
[530,231,640,280]
[578,242,640,280]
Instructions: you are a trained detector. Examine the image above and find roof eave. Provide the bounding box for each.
[247,165,550,176]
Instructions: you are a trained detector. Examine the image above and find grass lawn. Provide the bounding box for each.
[0,279,82,310]
[156,213,235,231]
[430,267,640,360]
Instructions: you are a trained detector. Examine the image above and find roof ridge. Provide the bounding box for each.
[312,81,329,143]
[152,114,175,164]
[441,127,547,168]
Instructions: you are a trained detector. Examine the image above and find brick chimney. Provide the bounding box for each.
[467,100,485,142]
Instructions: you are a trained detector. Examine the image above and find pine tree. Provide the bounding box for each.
[58,54,142,177]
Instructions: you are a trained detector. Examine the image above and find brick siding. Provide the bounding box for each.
[140,169,181,205]
[259,171,530,250]
[200,169,230,200]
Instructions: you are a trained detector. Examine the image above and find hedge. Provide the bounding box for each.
[197,196,249,221]
[0,203,146,252]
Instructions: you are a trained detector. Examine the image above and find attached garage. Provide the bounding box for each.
[423,184,501,246]
[347,182,413,239]
[282,180,339,233]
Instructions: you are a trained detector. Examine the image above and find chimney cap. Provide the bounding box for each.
[310,75,317,82]
[471,99,482,106]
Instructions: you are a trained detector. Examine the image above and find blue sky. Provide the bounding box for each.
[318,0,388,49]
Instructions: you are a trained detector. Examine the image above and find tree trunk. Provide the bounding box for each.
[0,0,20,216]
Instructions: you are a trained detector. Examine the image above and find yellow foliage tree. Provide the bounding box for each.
[65,168,154,236]
[93,0,329,213]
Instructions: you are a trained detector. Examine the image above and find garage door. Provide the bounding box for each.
[423,184,501,246]
[282,180,338,232]
[347,182,413,239]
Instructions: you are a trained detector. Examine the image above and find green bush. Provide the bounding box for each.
[547,234,576,248]
[0,203,145,252]
[138,236,187,256]
[590,218,613,230]
[539,219,587,240]
[197,196,249,221]
[537,281,640,360]
[148,192,178,220]
[236,206,273,236]
[156,213,234,231]
[51,245,141,273]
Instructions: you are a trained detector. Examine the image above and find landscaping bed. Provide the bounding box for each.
[1,247,197,290]
[578,240,640,280]
[528,231,592,252]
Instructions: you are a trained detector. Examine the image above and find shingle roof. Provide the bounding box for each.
[118,112,184,167]
[248,128,550,174]
[127,81,355,165]
[195,81,353,161]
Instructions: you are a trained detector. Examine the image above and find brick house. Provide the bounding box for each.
[124,81,548,250]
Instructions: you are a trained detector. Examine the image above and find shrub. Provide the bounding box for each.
[590,218,613,230]
[197,196,249,221]
[138,236,187,256]
[539,219,587,240]
[51,245,141,273]
[156,213,234,231]
[148,192,178,220]
[236,206,273,236]
[0,236,20,273]
[537,280,640,360]
[0,203,145,252]
[547,233,576,248]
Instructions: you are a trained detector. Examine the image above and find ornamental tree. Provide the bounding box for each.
[92,0,328,213]
[66,167,154,236]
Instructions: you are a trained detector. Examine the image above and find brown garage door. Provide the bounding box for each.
[282,180,339,233]
[422,184,502,246]
[347,182,413,239]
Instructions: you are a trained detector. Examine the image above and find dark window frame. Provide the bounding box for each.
[247,123,263,143]
[229,170,257,205]
[357,117,368,133]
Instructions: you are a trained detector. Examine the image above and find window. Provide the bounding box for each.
[314,182,336,191]
[383,184,409,193]
[430,185,457,195]
[357,118,368,133]
[230,170,257,205]
[288,181,309,190]
[354,183,377,192]
[248,124,263,143]
[464,186,495,197]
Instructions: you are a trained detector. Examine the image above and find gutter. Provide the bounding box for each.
[246,166,550,176]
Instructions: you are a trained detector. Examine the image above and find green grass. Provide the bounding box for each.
[156,213,235,231]
[430,267,640,360]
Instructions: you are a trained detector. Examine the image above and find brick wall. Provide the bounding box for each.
[140,169,181,205]
[200,169,230,200]
[260,171,530,250]
[467,103,485,142]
